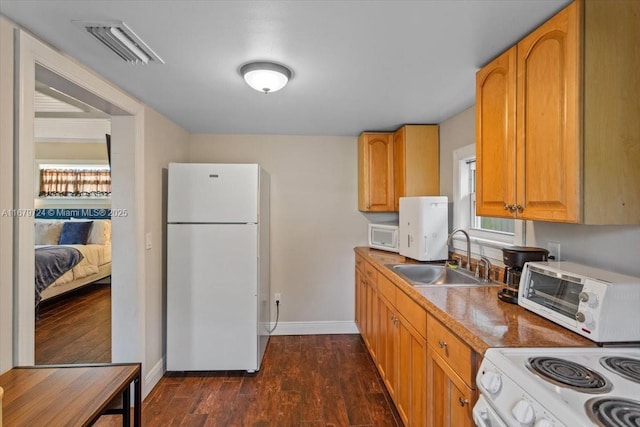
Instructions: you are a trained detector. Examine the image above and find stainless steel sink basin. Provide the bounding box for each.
[385,263,491,287]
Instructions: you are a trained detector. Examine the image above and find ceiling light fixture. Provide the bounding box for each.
[240,62,292,94]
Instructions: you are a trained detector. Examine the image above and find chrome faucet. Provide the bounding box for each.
[446,228,472,271]
[477,256,492,281]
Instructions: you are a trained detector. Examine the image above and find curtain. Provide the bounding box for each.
[39,168,111,197]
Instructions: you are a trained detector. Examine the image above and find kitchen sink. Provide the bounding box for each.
[385,263,492,287]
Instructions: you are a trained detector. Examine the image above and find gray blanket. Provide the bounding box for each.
[35,246,84,306]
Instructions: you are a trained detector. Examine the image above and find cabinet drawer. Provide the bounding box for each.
[396,289,427,339]
[355,254,365,272]
[377,273,396,304]
[427,314,474,386]
[364,262,377,285]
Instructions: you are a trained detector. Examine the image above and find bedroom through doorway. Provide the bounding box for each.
[33,73,113,365]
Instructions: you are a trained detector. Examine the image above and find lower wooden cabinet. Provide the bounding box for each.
[355,255,377,359]
[376,274,427,427]
[398,315,427,427]
[354,253,476,427]
[355,266,364,334]
[427,347,475,427]
[377,294,397,399]
[364,273,378,358]
[427,314,477,427]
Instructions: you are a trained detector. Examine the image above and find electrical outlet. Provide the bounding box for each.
[274,293,281,305]
[547,242,561,261]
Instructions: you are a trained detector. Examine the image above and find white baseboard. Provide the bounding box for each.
[144,357,164,398]
[269,320,358,336]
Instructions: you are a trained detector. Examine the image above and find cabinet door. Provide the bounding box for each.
[393,125,440,211]
[476,47,517,218]
[355,268,364,333]
[397,317,427,427]
[364,277,378,359]
[516,1,579,222]
[428,348,474,427]
[377,296,397,399]
[358,133,394,211]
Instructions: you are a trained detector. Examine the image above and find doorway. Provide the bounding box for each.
[14,29,145,372]
[32,78,113,364]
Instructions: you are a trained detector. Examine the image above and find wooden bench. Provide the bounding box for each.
[0,363,141,426]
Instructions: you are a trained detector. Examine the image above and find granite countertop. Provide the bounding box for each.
[355,247,596,355]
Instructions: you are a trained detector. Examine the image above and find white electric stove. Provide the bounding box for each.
[473,347,640,427]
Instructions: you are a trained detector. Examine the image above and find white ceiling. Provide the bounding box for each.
[1,0,572,136]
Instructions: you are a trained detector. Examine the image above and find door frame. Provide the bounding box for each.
[14,29,147,377]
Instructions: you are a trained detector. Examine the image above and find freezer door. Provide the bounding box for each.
[168,163,259,223]
[167,223,260,371]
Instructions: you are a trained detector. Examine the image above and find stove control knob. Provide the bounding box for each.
[575,311,593,325]
[512,399,535,425]
[579,291,598,308]
[480,370,502,394]
[535,419,554,427]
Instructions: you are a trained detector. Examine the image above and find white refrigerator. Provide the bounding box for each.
[399,196,448,261]
[166,163,270,372]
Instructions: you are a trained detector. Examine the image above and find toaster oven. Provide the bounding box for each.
[518,261,640,343]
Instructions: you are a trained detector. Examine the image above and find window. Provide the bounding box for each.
[466,160,514,235]
[39,165,111,198]
[453,144,523,251]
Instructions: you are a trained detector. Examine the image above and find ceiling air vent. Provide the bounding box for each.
[75,21,164,64]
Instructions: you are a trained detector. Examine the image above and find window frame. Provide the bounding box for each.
[451,144,524,263]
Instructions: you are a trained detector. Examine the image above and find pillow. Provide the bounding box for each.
[58,221,93,245]
[88,219,111,245]
[34,221,63,245]
[71,218,111,245]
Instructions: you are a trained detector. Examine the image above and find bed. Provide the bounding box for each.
[34,219,111,305]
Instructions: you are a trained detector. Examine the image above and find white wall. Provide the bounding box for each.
[190,134,369,333]
[143,106,189,381]
[439,105,476,199]
[35,141,109,160]
[528,222,640,278]
[439,105,640,278]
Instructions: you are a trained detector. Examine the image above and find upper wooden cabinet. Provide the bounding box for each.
[393,125,440,211]
[358,132,394,211]
[476,0,640,224]
[476,46,517,219]
[358,125,440,212]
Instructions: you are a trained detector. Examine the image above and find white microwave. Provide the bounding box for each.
[368,223,399,253]
[519,261,640,343]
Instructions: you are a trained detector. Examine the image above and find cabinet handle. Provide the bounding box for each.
[438,341,449,357]
[459,397,469,407]
[504,204,518,213]
[439,340,449,356]
[515,204,524,213]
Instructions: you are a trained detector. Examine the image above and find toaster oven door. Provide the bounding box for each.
[520,268,585,320]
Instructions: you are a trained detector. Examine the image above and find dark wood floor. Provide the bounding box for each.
[98,335,401,427]
[35,283,111,365]
[36,286,401,426]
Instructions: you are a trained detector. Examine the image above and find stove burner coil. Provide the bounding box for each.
[526,357,612,393]
[601,357,640,384]
[586,397,640,427]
